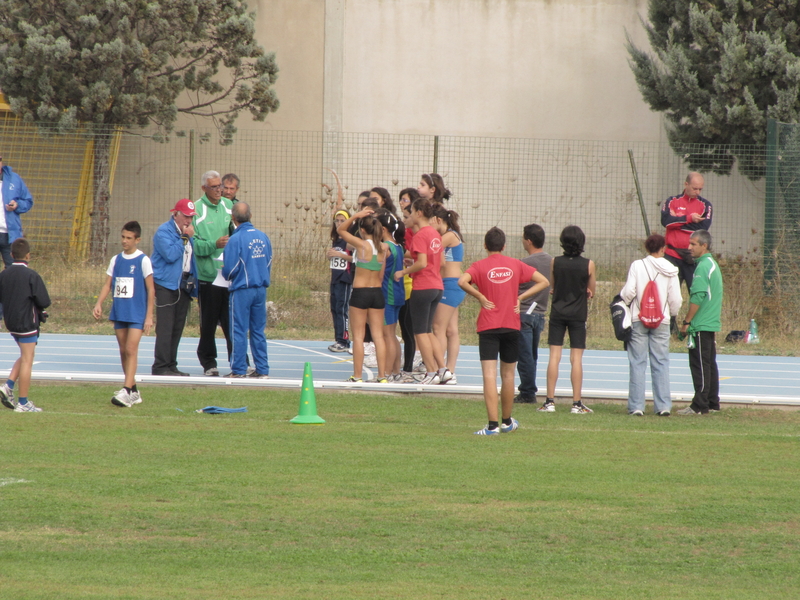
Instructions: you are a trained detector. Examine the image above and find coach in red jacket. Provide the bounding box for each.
[661,172,712,290]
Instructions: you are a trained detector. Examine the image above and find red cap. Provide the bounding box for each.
[171,198,197,216]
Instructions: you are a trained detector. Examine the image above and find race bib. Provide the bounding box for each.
[114,277,134,298]
[330,256,348,270]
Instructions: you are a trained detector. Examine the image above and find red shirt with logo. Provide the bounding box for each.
[465,253,536,332]
[409,225,443,290]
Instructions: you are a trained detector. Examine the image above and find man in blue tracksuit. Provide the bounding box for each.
[222,202,272,378]
[0,156,34,268]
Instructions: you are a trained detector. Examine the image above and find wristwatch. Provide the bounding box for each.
[683,321,691,326]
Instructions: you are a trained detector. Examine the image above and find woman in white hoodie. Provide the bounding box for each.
[620,234,682,416]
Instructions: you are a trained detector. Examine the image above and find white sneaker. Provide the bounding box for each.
[130,390,142,405]
[364,342,375,356]
[364,354,378,368]
[14,400,42,412]
[438,369,454,384]
[419,372,441,385]
[445,374,458,385]
[0,382,16,409]
[112,388,132,407]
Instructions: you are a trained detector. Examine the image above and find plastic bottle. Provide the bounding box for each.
[747,319,760,344]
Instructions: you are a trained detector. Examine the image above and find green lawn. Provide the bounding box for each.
[2,385,799,599]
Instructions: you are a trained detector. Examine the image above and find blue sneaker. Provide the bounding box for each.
[500,418,519,433]
[474,425,500,436]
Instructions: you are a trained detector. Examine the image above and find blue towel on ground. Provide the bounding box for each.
[196,406,248,414]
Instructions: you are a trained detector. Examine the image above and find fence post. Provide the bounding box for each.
[764,118,778,287]
[188,129,195,200]
[433,135,439,173]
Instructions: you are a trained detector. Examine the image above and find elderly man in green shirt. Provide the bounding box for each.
[678,230,723,415]
[193,170,234,376]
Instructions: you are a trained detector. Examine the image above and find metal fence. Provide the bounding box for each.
[1,117,781,332]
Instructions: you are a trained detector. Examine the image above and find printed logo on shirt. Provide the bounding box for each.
[487,267,513,284]
[429,238,442,253]
[249,238,267,259]
[129,264,137,275]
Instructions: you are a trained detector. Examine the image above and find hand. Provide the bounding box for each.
[680,321,689,333]
[690,212,704,223]
[326,248,339,258]
[479,296,495,310]
[393,271,404,282]
[182,224,194,238]
[355,208,374,218]
[144,317,153,336]
[586,288,594,299]
[5,200,17,211]
[514,299,521,314]
[216,235,229,248]
[92,304,102,320]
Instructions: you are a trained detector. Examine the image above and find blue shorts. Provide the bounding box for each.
[440,277,466,308]
[384,303,402,326]
[12,334,38,344]
[113,320,145,330]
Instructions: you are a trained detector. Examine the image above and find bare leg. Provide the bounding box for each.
[349,307,367,379]
[368,308,387,379]
[480,359,499,422]
[546,345,563,399]
[383,322,401,374]
[415,332,443,373]
[569,347,585,403]
[433,304,458,371]
[10,343,36,399]
[446,307,460,373]
[499,360,517,420]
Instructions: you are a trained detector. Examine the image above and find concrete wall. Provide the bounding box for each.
[246,0,662,141]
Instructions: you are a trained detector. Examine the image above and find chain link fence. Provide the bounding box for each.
[2,116,788,337]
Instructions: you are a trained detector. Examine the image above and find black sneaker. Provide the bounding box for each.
[513,394,536,404]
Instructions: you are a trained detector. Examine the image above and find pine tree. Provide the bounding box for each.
[0,0,279,262]
[627,0,800,179]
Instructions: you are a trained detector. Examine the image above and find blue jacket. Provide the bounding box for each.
[151,217,198,294]
[1,165,33,242]
[222,222,272,291]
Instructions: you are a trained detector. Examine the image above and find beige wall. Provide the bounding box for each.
[249,0,662,142]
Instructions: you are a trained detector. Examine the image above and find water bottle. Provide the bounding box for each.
[747,319,760,344]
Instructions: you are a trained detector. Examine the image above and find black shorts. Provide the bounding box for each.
[409,288,442,335]
[349,287,385,310]
[547,317,587,349]
[478,328,520,363]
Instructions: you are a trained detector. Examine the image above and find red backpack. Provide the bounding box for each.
[638,261,666,329]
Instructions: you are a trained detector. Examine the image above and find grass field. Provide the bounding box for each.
[2,384,799,599]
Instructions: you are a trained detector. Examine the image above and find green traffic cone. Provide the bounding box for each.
[290,362,325,424]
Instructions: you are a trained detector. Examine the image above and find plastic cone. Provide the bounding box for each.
[290,362,326,424]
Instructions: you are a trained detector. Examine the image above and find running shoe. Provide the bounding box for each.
[418,372,440,385]
[656,410,670,417]
[438,368,454,384]
[445,374,458,385]
[474,426,500,436]
[345,376,363,383]
[130,390,142,405]
[677,406,700,415]
[513,394,536,404]
[500,418,519,433]
[538,400,556,413]
[629,409,644,416]
[328,342,349,353]
[397,371,418,383]
[225,373,247,378]
[246,367,256,376]
[111,388,132,408]
[248,372,270,379]
[14,400,42,412]
[364,354,378,368]
[571,402,594,414]
[0,383,15,409]
[376,377,389,384]
[204,367,219,377]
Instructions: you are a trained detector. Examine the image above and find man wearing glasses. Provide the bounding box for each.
[0,155,33,268]
[192,170,235,376]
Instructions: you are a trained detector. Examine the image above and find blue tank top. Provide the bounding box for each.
[444,230,464,262]
[109,252,148,324]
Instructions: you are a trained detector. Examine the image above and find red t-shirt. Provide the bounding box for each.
[465,253,536,332]
[409,226,443,290]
